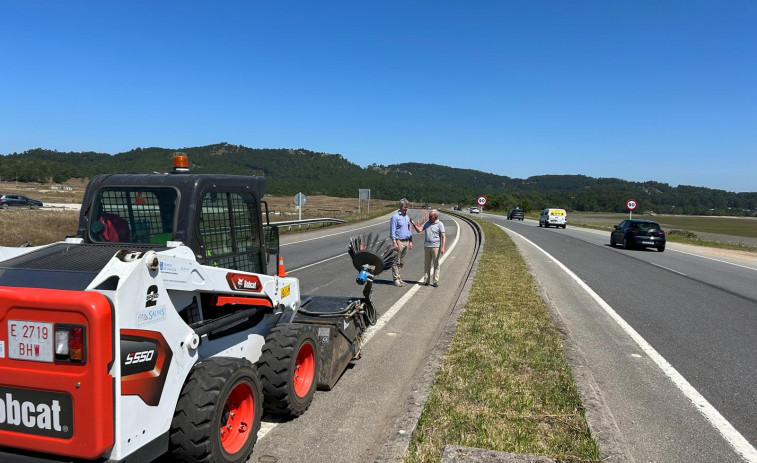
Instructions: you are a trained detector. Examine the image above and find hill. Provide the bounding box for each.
[2,143,755,216]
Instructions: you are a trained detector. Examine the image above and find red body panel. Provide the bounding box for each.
[0,287,114,459]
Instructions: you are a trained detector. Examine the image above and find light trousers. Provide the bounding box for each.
[423,246,441,284]
[392,240,410,281]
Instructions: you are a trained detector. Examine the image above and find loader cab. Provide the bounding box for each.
[88,187,178,245]
[78,172,277,275]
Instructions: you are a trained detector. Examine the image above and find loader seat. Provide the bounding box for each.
[99,212,131,242]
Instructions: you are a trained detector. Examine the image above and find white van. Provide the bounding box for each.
[539,208,567,228]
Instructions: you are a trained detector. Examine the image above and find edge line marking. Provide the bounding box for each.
[503,225,757,462]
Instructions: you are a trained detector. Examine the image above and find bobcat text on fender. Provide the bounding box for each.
[0,386,73,438]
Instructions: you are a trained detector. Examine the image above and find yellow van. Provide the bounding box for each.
[539,208,567,228]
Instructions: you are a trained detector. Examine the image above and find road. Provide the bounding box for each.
[251,209,757,462]
[249,212,479,463]
[489,213,757,462]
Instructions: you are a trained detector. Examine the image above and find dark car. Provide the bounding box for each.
[507,208,524,220]
[610,219,666,252]
[453,205,462,211]
[0,194,43,209]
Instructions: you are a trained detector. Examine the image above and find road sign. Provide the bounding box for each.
[626,199,637,211]
[294,192,307,206]
[477,196,487,207]
[294,192,307,221]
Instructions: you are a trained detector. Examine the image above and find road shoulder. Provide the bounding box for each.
[503,227,742,463]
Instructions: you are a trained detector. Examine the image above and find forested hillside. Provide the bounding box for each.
[2,143,755,216]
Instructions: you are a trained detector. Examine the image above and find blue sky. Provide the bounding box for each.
[1,1,755,192]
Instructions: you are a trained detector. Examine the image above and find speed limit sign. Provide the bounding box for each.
[477,196,487,207]
[626,199,637,211]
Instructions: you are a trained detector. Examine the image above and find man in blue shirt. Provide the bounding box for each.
[389,198,414,286]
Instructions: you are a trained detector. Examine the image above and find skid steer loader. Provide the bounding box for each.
[0,154,394,463]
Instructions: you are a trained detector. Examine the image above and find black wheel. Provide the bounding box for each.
[562,224,566,229]
[170,358,262,463]
[259,325,319,418]
[657,246,665,252]
[610,236,616,247]
[622,237,631,250]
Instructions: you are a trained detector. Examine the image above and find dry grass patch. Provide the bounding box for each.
[405,221,600,463]
[0,209,79,246]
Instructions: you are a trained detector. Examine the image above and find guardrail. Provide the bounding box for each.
[271,217,346,231]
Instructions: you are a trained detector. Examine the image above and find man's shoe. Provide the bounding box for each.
[424,282,430,286]
[394,280,403,287]
[400,280,407,286]
[432,283,438,288]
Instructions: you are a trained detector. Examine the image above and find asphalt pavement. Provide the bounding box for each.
[249,211,481,463]
[493,215,757,463]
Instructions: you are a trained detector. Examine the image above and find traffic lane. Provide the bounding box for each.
[283,214,459,283]
[507,228,742,462]
[498,222,757,452]
[250,215,475,463]
[497,217,757,304]
[288,215,460,316]
[279,215,392,271]
[552,223,757,299]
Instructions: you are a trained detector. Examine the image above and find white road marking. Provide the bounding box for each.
[288,253,348,273]
[671,248,757,271]
[259,217,461,439]
[502,226,757,462]
[281,221,389,246]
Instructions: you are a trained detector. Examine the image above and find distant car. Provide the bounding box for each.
[610,219,666,252]
[539,208,566,228]
[453,205,462,211]
[507,208,524,220]
[469,207,480,214]
[0,194,43,209]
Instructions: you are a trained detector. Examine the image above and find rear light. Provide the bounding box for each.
[629,229,638,234]
[659,230,666,235]
[55,324,87,363]
[70,326,84,361]
[55,330,69,356]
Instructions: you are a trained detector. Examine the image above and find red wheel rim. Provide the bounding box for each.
[220,382,255,454]
[293,341,315,398]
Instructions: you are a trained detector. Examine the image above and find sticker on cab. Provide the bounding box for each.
[281,284,291,298]
[0,340,4,358]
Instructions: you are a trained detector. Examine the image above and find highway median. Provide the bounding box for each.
[405,219,601,462]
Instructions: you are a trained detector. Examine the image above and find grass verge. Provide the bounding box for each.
[405,220,600,462]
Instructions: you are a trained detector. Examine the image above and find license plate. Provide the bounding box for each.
[8,320,54,362]
[642,241,654,245]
